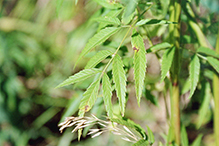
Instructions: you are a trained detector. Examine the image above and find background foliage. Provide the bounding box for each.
[0,0,218,146]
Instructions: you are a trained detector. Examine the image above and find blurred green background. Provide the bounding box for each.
[0,0,218,146]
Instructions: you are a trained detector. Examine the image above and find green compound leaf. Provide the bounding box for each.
[136,19,177,26]
[78,79,100,116]
[207,57,219,74]
[93,16,120,25]
[133,140,150,146]
[56,68,101,88]
[75,27,120,68]
[197,46,219,59]
[146,42,172,53]
[181,125,189,146]
[161,46,175,82]
[131,29,147,106]
[93,0,123,9]
[85,50,113,69]
[112,54,127,116]
[111,117,147,139]
[102,73,113,118]
[197,82,211,128]
[189,54,200,98]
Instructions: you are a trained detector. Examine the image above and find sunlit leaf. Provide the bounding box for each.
[197,82,211,128]
[56,0,64,15]
[136,19,177,26]
[207,57,219,74]
[85,50,113,69]
[147,126,154,144]
[102,73,113,118]
[133,139,150,146]
[75,27,120,68]
[181,125,189,146]
[56,68,101,88]
[93,16,120,25]
[78,79,100,116]
[131,29,146,106]
[189,54,200,98]
[161,46,175,82]
[121,0,137,24]
[93,0,123,9]
[197,46,219,59]
[147,42,172,53]
[112,54,127,116]
[191,134,203,146]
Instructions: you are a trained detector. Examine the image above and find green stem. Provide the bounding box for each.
[169,0,181,145]
[214,26,219,146]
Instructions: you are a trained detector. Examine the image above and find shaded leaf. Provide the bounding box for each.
[197,46,219,59]
[111,118,147,139]
[56,68,101,88]
[131,29,146,106]
[93,16,120,25]
[191,134,203,146]
[181,125,189,146]
[197,82,211,128]
[136,19,177,26]
[85,50,113,69]
[102,73,113,118]
[112,54,127,116]
[121,0,137,24]
[146,126,154,144]
[189,54,200,98]
[93,0,123,9]
[207,57,219,74]
[144,89,159,106]
[146,42,172,53]
[133,139,150,146]
[161,46,175,82]
[75,27,120,68]
[78,79,100,116]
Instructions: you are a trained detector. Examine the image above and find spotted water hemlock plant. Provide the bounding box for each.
[56,0,219,145]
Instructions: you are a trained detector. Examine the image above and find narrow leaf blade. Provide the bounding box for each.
[133,139,150,146]
[85,50,113,69]
[189,54,200,98]
[146,126,155,144]
[191,134,203,146]
[181,125,189,146]
[161,46,175,82]
[56,0,64,15]
[93,0,123,9]
[121,0,137,24]
[147,42,172,53]
[78,79,100,116]
[112,54,127,116]
[131,29,147,106]
[136,19,177,26]
[75,27,120,68]
[197,46,219,59]
[207,57,219,74]
[93,16,120,25]
[56,68,101,88]
[102,73,113,118]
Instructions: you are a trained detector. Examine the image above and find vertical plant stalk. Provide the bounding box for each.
[213,26,219,146]
[169,0,181,144]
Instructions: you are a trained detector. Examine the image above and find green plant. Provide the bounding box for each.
[54,0,219,145]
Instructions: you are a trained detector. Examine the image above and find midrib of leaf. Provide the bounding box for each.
[189,54,200,98]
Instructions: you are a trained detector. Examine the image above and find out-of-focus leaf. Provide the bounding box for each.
[146,126,154,144]
[132,139,150,146]
[181,79,190,94]
[144,89,159,106]
[197,46,219,59]
[75,27,120,68]
[56,0,64,15]
[131,29,147,106]
[161,46,175,82]
[121,0,137,24]
[136,19,177,26]
[189,54,200,98]
[112,54,127,116]
[93,0,123,9]
[102,73,113,118]
[191,134,203,146]
[111,117,147,139]
[85,50,113,69]
[207,57,219,74]
[197,82,211,128]
[93,16,120,25]
[147,42,172,53]
[78,79,100,117]
[56,68,101,88]
[181,125,188,146]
